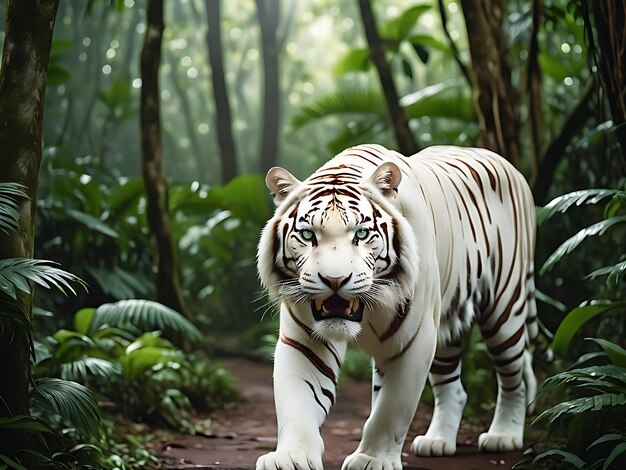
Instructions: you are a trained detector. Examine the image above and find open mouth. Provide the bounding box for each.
[311,294,364,322]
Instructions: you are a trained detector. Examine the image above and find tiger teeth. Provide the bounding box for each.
[315,299,323,311]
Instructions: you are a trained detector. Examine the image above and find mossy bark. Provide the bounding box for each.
[140,0,189,318]
[0,0,59,453]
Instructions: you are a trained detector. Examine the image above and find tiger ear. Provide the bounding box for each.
[368,162,402,198]
[265,166,303,205]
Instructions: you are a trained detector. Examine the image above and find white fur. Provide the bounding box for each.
[257,144,539,469]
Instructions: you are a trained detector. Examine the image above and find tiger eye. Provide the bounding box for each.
[355,228,369,240]
[300,229,315,241]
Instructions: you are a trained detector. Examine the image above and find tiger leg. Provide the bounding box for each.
[342,313,437,470]
[478,316,528,452]
[257,305,347,470]
[411,343,466,456]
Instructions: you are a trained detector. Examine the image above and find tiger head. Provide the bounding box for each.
[257,160,419,342]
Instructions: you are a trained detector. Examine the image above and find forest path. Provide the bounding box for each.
[156,358,526,470]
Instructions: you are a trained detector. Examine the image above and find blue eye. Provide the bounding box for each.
[355,228,369,240]
[300,229,315,241]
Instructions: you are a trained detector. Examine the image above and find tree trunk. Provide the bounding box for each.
[256,0,281,172]
[460,0,521,167]
[357,0,419,156]
[0,0,59,453]
[140,0,188,317]
[587,1,626,160]
[204,0,238,183]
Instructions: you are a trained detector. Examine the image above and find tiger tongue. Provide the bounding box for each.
[322,294,350,314]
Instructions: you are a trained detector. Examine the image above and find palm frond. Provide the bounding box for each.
[539,364,626,395]
[531,449,587,468]
[60,357,120,382]
[0,258,87,300]
[89,299,201,342]
[0,182,29,236]
[290,84,386,132]
[537,189,622,225]
[533,393,626,424]
[586,259,626,285]
[540,216,626,274]
[31,378,101,438]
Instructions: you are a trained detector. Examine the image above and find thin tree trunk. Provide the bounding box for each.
[533,79,596,204]
[357,0,419,156]
[527,0,543,185]
[460,0,521,167]
[204,0,238,183]
[586,0,626,159]
[0,0,60,453]
[256,0,281,172]
[140,0,188,317]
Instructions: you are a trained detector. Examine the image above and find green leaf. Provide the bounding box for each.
[400,79,475,122]
[60,357,119,382]
[290,83,386,132]
[586,338,626,367]
[604,442,626,470]
[534,393,626,424]
[333,48,371,76]
[73,308,96,335]
[86,266,149,300]
[0,258,86,300]
[552,301,626,358]
[90,299,202,342]
[0,183,29,236]
[0,454,28,470]
[109,177,145,216]
[379,4,431,42]
[586,259,626,286]
[66,208,119,238]
[587,432,624,451]
[407,34,449,52]
[540,216,626,274]
[538,189,621,225]
[0,415,55,433]
[119,346,184,379]
[532,449,587,468]
[31,378,102,438]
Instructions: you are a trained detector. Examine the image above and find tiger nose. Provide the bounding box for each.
[318,273,352,291]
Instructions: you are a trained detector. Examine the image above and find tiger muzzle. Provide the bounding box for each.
[311,294,364,322]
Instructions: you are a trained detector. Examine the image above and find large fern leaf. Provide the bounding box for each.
[586,259,626,285]
[31,378,102,438]
[534,393,626,424]
[60,357,120,382]
[537,189,622,225]
[0,258,87,300]
[290,84,386,132]
[89,299,202,341]
[0,182,28,235]
[540,216,626,274]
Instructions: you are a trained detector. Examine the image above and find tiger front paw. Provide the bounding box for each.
[341,451,402,470]
[410,435,456,456]
[478,432,522,452]
[256,449,323,470]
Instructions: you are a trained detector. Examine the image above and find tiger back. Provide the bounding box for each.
[256,144,542,470]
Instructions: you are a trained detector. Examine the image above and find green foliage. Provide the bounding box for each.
[35,301,239,432]
[530,187,626,468]
[551,301,626,359]
[31,378,102,439]
[0,183,28,235]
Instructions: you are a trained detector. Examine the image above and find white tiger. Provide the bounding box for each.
[256,144,544,470]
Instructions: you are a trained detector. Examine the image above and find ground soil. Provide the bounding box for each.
[156,358,529,470]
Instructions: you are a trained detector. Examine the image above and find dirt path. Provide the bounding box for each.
[157,358,526,470]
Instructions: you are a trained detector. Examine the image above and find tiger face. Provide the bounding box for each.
[258,162,418,342]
